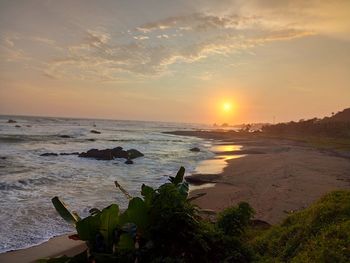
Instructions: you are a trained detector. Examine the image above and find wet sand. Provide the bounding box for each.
[169,130,350,224]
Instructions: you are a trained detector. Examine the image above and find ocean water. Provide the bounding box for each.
[0,115,214,253]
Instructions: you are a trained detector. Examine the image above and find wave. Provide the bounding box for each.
[0,177,56,191]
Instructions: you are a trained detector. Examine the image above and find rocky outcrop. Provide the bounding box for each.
[40,153,58,156]
[190,147,201,152]
[78,147,144,161]
[90,130,101,134]
[8,119,17,123]
[39,146,143,163]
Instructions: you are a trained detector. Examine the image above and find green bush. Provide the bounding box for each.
[253,190,350,262]
[42,167,254,263]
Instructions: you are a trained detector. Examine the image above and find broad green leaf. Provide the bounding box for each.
[51,197,80,225]
[99,204,120,248]
[121,197,150,232]
[178,181,189,198]
[141,184,155,205]
[117,233,135,251]
[173,166,185,185]
[76,213,100,242]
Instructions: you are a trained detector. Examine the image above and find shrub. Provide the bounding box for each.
[42,167,254,263]
[253,191,350,262]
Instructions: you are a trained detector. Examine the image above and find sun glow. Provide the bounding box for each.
[222,102,232,112]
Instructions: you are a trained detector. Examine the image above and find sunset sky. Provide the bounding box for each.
[1,0,350,124]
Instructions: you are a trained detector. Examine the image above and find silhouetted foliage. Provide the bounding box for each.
[42,167,255,263]
[262,108,350,139]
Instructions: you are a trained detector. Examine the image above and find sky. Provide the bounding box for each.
[0,0,350,124]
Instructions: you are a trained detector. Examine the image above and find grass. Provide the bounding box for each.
[251,190,350,262]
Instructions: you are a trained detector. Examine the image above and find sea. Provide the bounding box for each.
[0,115,216,253]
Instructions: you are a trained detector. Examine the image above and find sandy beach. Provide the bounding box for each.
[2,130,350,262]
[0,234,86,263]
[171,130,350,224]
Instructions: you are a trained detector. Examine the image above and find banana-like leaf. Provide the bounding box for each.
[141,184,155,206]
[178,181,189,198]
[173,166,185,185]
[117,233,135,251]
[99,204,120,249]
[76,213,101,242]
[51,197,80,225]
[121,197,150,232]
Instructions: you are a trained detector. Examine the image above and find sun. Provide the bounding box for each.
[222,102,232,112]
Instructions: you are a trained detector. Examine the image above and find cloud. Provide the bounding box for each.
[136,13,257,33]
[1,7,322,81]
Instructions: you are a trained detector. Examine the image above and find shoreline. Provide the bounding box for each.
[0,234,86,263]
[2,129,349,262]
[176,130,350,224]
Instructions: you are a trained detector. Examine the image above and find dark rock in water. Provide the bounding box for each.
[86,139,96,142]
[79,147,144,161]
[26,125,31,127]
[8,119,17,123]
[59,135,72,138]
[126,149,144,159]
[15,125,21,128]
[40,153,58,157]
[0,157,6,160]
[79,149,113,160]
[190,147,201,152]
[59,152,79,156]
[90,130,101,134]
[125,159,134,164]
[111,147,128,159]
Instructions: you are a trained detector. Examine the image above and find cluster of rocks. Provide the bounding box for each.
[40,147,143,164]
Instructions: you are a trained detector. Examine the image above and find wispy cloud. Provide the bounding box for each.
[1,9,318,81]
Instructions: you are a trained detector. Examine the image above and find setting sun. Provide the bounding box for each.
[223,102,232,112]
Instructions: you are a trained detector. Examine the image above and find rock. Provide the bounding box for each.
[111,147,128,158]
[125,159,134,164]
[79,149,113,160]
[59,152,79,156]
[8,119,17,123]
[15,125,21,128]
[190,147,200,152]
[90,130,101,134]
[86,139,96,142]
[40,153,58,156]
[126,149,144,159]
[79,147,144,161]
[59,135,72,138]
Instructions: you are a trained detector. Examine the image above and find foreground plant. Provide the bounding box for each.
[40,167,254,263]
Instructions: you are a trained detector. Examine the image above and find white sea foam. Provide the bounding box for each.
[0,116,213,252]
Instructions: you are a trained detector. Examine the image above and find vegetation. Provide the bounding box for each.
[41,167,255,263]
[41,167,350,262]
[252,190,350,262]
[260,108,350,150]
